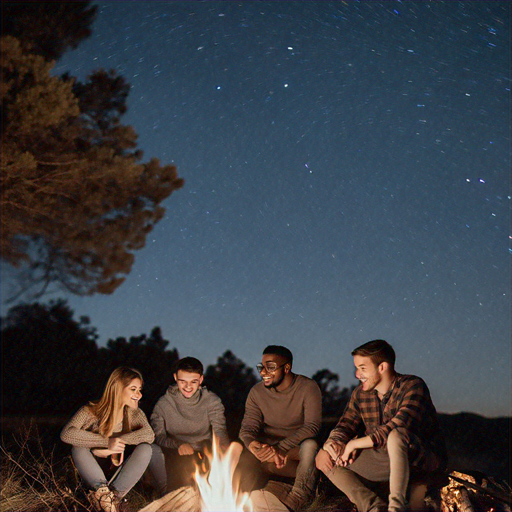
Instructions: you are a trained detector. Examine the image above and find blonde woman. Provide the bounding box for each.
[61,367,155,512]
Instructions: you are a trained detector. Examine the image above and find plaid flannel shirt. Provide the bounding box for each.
[326,373,446,471]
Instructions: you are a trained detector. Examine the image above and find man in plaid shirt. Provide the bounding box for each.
[316,339,446,512]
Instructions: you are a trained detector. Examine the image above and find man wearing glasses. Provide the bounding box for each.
[237,345,322,511]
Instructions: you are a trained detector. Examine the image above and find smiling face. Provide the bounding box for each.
[174,370,204,399]
[259,353,289,389]
[353,355,383,392]
[122,378,142,409]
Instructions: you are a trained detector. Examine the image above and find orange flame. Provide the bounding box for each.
[194,439,252,512]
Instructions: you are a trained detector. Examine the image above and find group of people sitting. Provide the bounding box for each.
[60,339,447,512]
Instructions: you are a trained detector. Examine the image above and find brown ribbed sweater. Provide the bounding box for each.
[60,405,155,448]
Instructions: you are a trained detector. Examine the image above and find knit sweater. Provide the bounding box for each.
[60,405,154,448]
[239,374,322,453]
[150,385,229,451]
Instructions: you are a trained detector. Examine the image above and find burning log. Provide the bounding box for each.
[436,471,512,512]
[449,471,512,507]
[440,485,474,512]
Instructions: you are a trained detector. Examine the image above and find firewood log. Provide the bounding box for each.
[138,486,200,512]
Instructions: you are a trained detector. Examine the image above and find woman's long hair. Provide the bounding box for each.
[89,367,143,437]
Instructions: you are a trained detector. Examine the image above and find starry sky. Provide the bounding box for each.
[3,1,511,417]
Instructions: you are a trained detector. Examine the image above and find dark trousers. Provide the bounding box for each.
[149,444,207,494]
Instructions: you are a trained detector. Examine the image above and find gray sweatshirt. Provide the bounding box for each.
[150,385,229,450]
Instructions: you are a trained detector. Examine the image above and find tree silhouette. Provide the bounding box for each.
[2,1,97,61]
[0,300,181,416]
[1,4,184,300]
[204,350,258,440]
[1,299,100,414]
[101,327,180,414]
[312,368,354,420]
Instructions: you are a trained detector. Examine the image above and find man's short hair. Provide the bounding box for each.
[175,356,204,375]
[351,339,395,368]
[263,345,293,365]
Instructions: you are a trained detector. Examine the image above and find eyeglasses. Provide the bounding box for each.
[256,363,286,374]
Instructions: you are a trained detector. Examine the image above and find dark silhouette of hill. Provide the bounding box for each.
[437,412,511,484]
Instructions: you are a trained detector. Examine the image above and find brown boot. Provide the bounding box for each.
[88,486,107,511]
[90,485,119,512]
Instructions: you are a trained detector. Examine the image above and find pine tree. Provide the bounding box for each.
[1,4,184,298]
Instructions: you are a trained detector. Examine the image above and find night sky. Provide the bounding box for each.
[3,1,511,417]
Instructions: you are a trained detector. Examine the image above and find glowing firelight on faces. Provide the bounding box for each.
[194,440,252,512]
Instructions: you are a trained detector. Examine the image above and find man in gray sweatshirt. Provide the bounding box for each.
[237,345,322,511]
[149,357,230,494]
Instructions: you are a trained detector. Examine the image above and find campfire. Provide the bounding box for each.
[139,440,252,512]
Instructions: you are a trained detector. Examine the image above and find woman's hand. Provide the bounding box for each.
[108,437,126,454]
[91,448,111,458]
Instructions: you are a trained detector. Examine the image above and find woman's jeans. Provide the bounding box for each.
[72,443,152,497]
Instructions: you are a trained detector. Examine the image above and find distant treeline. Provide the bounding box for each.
[1,300,353,439]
